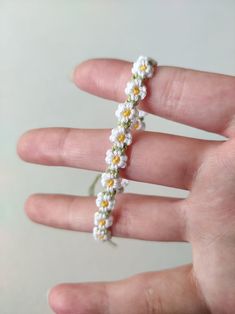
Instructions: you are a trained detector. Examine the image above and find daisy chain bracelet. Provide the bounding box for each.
[92,56,157,243]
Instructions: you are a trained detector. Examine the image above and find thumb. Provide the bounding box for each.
[48,264,209,314]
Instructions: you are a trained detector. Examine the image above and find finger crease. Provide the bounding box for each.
[58,128,72,164]
[161,68,187,119]
[145,286,164,314]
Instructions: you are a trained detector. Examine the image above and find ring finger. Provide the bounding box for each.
[25,192,188,242]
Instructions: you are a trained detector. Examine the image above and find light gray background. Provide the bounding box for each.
[1,1,235,313]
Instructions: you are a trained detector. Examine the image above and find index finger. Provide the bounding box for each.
[73,58,235,137]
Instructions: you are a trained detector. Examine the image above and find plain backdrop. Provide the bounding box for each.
[1,1,235,313]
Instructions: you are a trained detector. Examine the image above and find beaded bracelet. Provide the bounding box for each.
[92,56,157,243]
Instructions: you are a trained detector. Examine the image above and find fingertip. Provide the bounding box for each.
[17,127,66,165]
[24,194,34,219]
[24,193,45,223]
[48,283,97,314]
[73,59,98,90]
[17,130,34,160]
[72,58,131,101]
[48,283,72,313]
[17,128,47,162]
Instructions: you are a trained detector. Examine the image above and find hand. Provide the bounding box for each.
[17,58,235,314]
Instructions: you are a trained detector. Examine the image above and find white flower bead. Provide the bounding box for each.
[125,79,146,102]
[101,172,121,192]
[94,211,113,229]
[93,226,112,241]
[130,109,147,131]
[101,172,129,193]
[132,56,156,79]
[115,102,137,123]
[121,178,129,188]
[105,148,128,169]
[96,192,115,211]
[109,127,132,148]
[131,117,146,131]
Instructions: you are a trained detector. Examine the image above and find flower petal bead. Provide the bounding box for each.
[109,127,132,148]
[94,211,113,229]
[96,192,115,212]
[101,171,123,192]
[125,78,146,102]
[105,148,128,169]
[93,226,112,242]
[115,102,137,123]
[121,178,129,188]
[130,110,146,131]
[132,56,157,79]
[117,178,129,193]
[131,118,146,131]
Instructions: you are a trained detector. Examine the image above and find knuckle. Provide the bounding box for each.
[144,286,164,314]
[160,68,187,118]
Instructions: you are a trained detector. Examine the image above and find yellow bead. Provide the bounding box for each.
[112,155,120,164]
[133,86,140,95]
[123,109,131,117]
[134,121,139,129]
[107,179,114,187]
[101,200,109,207]
[118,134,125,142]
[139,64,147,71]
[99,219,106,227]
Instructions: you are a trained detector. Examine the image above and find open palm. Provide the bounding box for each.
[18,59,235,314]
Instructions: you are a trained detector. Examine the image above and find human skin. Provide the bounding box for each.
[17,59,235,314]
